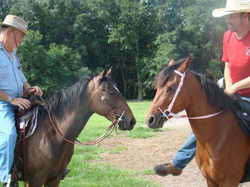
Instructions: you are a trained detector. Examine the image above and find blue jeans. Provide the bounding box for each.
[0,102,17,183]
[171,132,196,170]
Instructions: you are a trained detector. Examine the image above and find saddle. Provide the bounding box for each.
[12,95,42,181]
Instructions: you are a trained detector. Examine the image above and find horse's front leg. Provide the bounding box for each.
[25,178,43,187]
[44,175,62,187]
[206,180,219,187]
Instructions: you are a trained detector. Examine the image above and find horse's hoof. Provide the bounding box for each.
[154,163,182,176]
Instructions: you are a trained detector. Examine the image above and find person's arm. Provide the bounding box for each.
[0,89,11,102]
[0,89,30,109]
[224,62,233,89]
[224,62,250,96]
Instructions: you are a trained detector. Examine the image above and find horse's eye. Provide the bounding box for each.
[109,91,114,95]
[167,85,175,92]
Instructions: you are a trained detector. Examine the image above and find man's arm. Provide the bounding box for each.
[0,89,30,109]
[224,62,250,96]
[0,89,11,102]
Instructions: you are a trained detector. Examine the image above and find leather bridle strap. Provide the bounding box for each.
[158,70,223,120]
[93,77,117,117]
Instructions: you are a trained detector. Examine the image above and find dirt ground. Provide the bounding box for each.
[98,112,250,187]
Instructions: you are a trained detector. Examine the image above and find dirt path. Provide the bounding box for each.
[98,114,250,187]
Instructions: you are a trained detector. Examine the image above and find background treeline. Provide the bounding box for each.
[0,0,227,100]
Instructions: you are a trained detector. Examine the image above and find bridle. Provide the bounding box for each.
[40,76,125,146]
[158,70,223,120]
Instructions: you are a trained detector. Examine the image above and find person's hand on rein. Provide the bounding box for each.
[23,86,43,97]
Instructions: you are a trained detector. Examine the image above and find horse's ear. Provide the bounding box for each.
[100,65,110,79]
[168,59,175,66]
[178,55,191,73]
[106,67,112,78]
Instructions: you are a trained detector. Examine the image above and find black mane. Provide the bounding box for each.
[191,71,234,111]
[155,59,235,111]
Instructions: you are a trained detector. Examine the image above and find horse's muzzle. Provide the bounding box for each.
[119,118,136,130]
[146,115,164,129]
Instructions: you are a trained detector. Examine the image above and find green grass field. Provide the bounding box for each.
[18,101,169,187]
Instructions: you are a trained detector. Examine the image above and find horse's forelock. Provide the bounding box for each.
[154,59,185,89]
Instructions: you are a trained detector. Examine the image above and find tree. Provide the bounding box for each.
[4,0,229,100]
[108,0,162,100]
[19,30,89,97]
[153,0,227,78]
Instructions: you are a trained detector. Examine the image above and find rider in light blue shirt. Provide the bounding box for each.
[0,43,26,98]
[0,15,43,186]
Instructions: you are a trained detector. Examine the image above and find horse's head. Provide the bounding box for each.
[146,56,191,128]
[89,66,136,130]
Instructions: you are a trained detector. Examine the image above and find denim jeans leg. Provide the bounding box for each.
[171,132,197,170]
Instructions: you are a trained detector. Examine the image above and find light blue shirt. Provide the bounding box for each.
[0,43,26,98]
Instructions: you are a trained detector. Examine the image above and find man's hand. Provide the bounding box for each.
[23,86,43,97]
[10,97,30,109]
[224,86,236,97]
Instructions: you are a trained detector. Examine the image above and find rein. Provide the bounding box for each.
[39,76,124,146]
[158,70,223,120]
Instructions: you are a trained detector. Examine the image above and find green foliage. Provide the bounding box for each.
[19,29,90,97]
[2,0,228,100]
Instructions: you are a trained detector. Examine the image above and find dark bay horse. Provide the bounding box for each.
[145,56,250,187]
[22,67,136,187]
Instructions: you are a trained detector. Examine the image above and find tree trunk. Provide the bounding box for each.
[135,41,143,101]
[118,58,127,98]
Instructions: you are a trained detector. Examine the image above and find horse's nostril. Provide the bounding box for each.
[148,116,155,125]
[130,118,136,127]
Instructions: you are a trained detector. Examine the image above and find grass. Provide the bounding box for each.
[17,101,167,187]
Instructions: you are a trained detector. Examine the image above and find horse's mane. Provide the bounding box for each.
[39,76,92,118]
[155,59,235,111]
[191,71,235,111]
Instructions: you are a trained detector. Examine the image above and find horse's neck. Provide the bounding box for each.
[184,74,216,118]
[183,73,230,143]
[45,94,94,141]
[67,98,94,139]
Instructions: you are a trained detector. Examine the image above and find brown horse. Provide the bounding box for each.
[21,66,136,187]
[145,56,250,187]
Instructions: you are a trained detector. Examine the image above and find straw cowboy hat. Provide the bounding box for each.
[0,15,30,39]
[213,0,250,17]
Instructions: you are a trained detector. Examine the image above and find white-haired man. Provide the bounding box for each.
[0,15,43,186]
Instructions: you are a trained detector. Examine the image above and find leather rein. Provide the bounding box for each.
[39,76,125,146]
[158,70,223,120]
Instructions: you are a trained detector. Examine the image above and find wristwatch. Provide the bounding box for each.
[8,96,13,102]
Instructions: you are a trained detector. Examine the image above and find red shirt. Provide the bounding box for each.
[222,30,250,97]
